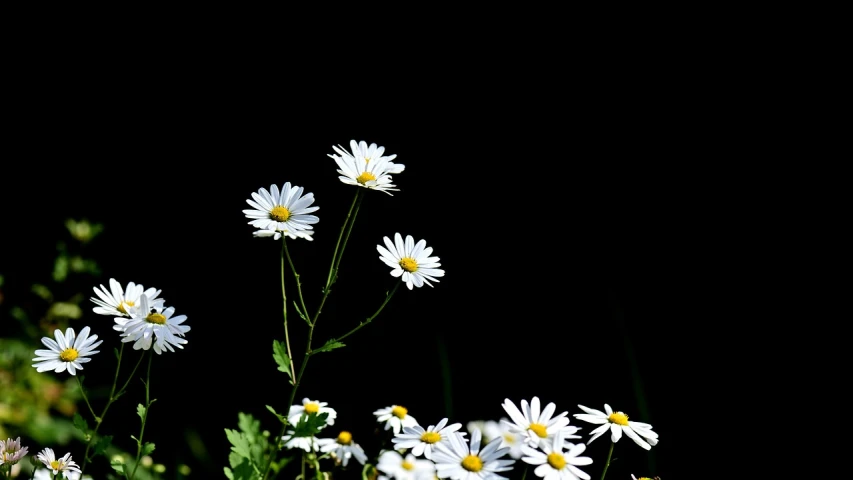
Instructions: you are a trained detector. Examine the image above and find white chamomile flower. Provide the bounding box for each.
[377,233,445,290]
[281,430,321,452]
[32,326,103,376]
[574,404,658,451]
[329,140,405,195]
[287,398,337,428]
[502,397,580,449]
[392,417,465,460]
[521,430,593,480]
[114,294,190,355]
[466,421,501,444]
[432,430,515,480]
[91,278,165,317]
[0,437,28,466]
[374,405,419,435]
[317,431,368,467]
[34,469,92,480]
[376,450,436,480]
[36,448,81,477]
[243,182,319,234]
[252,227,314,241]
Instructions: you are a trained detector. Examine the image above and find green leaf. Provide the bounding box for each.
[225,457,258,480]
[293,301,310,325]
[291,412,329,438]
[72,412,89,434]
[137,403,146,420]
[114,347,120,360]
[94,435,113,457]
[313,339,345,354]
[265,405,286,424]
[110,459,126,475]
[225,429,252,459]
[237,412,261,436]
[141,442,156,456]
[272,340,293,382]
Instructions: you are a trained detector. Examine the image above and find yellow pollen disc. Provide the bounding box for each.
[337,431,352,445]
[421,431,441,444]
[401,461,414,471]
[547,452,566,470]
[50,460,61,470]
[59,348,79,362]
[304,402,320,414]
[399,257,418,273]
[609,412,629,426]
[356,172,376,184]
[270,205,291,222]
[461,455,483,472]
[391,406,408,419]
[117,300,135,314]
[529,423,548,438]
[146,312,167,325]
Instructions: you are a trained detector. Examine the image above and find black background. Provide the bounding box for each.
[1,67,734,479]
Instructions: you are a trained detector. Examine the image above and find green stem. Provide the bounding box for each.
[281,239,296,379]
[324,189,363,290]
[333,281,401,344]
[129,351,154,480]
[76,376,97,419]
[283,239,311,328]
[521,465,528,480]
[600,442,615,480]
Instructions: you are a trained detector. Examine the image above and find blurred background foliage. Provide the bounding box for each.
[1,219,189,479]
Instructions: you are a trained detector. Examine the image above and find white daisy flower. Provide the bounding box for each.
[32,326,103,376]
[377,233,445,290]
[329,140,405,195]
[392,417,465,459]
[432,430,515,480]
[243,182,319,233]
[281,430,321,452]
[375,405,419,435]
[91,278,165,317]
[0,437,28,466]
[35,448,82,477]
[574,404,658,451]
[466,421,501,444]
[287,398,337,428]
[34,469,93,480]
[376,450,436,480]
[521,430,593,480]
[252,227,314,241]
[492,419,525,460]
[631,475,659,480]
[317,431,368,467]
[114,294,190,355]
[501,397,580,448]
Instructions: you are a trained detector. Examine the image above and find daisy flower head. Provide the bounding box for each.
[377,233,445,290]
[32,326,103,376]
[574,404,658,451]
[329,140,405,195]
[0,437,28,466]
[317,431,368,467]
[466,420,502,444]
[631,476,660,480]
[392,417,465,459]
[91,278,165,317]
[374,404,419,435]
[376,450,436,480]
[282,429,321,452]
[501,397,580,448]
[114,294,190,355]
[287,398,337,429]
[521,430,593,480]
[36,448,81,477]
[432,429,515,480]
[243,182,319,235]
[34,469,92,480]
[252,227,314,241]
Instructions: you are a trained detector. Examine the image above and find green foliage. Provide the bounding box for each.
[93,435,113,457]
[73,412,89,436]
[272,340,293,384]
[291,412,329,438]
[313,339,345,354]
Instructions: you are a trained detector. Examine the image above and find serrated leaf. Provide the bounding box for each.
[313,339,345,354]
[265,405,286,424]
[226,457,258,480]
[72,412,89,434]
[136,403,146,420]
[94,435,113,456]
[291,412,329,438]
[110,459,126,474]
[224,466,235,480]
[272,340,292,381]
[225,429,252,459]
[141,442,156,456]
[237,412,261,436]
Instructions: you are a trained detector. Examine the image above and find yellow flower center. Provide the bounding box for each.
[146,312,167,325]
[304,402,320,414]
[608,412,629,426]
[461,455,483,472]
[117,300,135,314]
[270,206,291,222]
[59,348,79,362]
[356,172,376,184]
[50,460,61,470]
[399,257,418,273]
[401,460,414,471]
[547,452,566,470]
[529,423,548,438]
[504,433,516,443]
[392,406,408,419]
[336,431,352,445]
[421,431,441,444]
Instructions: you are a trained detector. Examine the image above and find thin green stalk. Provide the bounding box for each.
[521,465,528,480]
[283,239,310,328]
[599,442,615,480]
[76,376,97,419]
[281,240,296,379]
[333,281,400,343]
[329,189,365,288]
[80,344,145,474]
[129,351,154,480]
[324,189,363,290]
